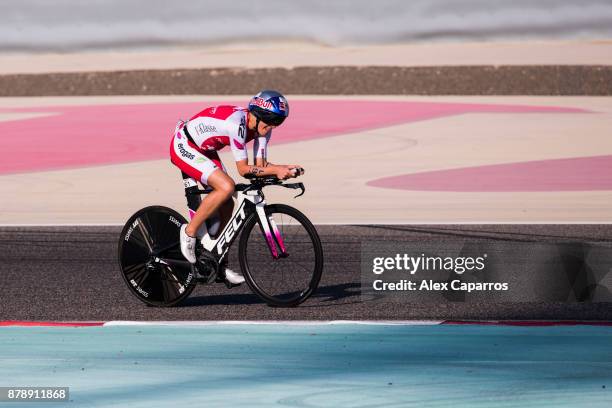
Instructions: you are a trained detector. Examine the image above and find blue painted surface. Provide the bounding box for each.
[0,324,610,407]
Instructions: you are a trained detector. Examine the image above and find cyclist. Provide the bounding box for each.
[170,90,303,285]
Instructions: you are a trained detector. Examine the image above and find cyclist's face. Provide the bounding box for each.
[257,120,277,135]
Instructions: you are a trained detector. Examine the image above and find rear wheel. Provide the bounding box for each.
[118,206,196,307]
[238,204,323,307]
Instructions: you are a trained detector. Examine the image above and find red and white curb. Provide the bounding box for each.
[1,320,611,327]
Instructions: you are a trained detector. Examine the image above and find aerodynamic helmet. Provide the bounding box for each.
[248,90,289,126]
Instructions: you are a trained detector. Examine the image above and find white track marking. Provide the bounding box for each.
[103,320,445,327]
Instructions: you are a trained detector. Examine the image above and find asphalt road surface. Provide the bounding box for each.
[1,225,611,321]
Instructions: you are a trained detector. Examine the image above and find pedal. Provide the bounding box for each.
[194,251,219,284]
[194,270,210,283]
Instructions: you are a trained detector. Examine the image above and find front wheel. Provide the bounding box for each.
[238,204,323,307]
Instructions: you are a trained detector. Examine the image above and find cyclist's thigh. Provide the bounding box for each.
[170,136,219,185]
[204,151,234,191]
[206,167,235,193]
[207,152,228,174]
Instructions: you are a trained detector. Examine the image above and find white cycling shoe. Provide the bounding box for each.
[180,225,197,264]
[224,268,245,285]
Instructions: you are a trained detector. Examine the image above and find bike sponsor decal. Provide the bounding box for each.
[177,143,195,160]
[184,271,194,288]
[168,216,182,228]
[215,202,247,255]
[124,219,140,241]
[130,279,149,297]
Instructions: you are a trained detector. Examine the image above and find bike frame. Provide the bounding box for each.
[181,173,288,263]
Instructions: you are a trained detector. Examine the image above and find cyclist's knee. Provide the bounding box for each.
[217,179,235,198]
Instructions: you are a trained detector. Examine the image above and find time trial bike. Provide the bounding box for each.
[117,171,323,307]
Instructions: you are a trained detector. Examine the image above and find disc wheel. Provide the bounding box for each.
[238,204,323,307]
[118,206,196,307]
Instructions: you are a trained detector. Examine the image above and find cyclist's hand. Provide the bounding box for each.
[275,167,294,180]
[287,165,305,177]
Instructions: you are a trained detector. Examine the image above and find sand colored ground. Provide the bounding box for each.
[0,95,610,224]
[1,41,611,75]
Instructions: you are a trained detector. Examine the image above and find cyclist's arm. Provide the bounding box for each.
[250,131,303,175]
[253,133,270,166]
[235,160,293,179]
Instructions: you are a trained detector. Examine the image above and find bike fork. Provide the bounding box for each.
[255,203,286,259]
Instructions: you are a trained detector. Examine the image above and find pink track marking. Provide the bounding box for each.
[0,100,586,175]
[368,155,612,192]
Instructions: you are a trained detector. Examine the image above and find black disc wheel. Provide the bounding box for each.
[118,206,196,307]
[238,204,323,307]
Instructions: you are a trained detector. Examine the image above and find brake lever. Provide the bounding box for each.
[282,182,305,198]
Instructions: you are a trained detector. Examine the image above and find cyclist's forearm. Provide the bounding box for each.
[239,163,279,177]
[255,157,267,167]
[248,165,272,177]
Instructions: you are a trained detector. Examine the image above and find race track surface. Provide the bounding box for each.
[2,95,611,225]
[2,324,611,408]
[1,225,610,321]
